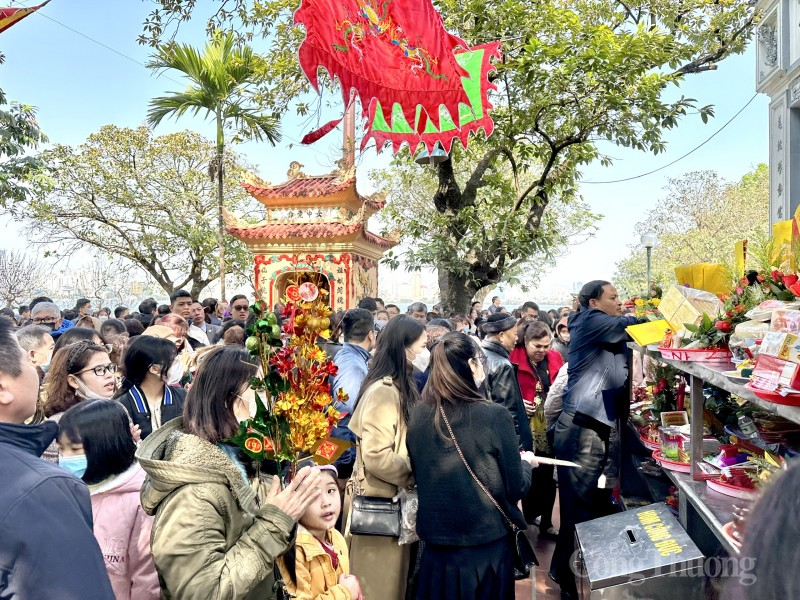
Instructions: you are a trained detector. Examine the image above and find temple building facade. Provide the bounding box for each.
[225,162,395,311]
[757,0,800,224]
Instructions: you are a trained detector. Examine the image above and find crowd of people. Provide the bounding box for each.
[0,284,793,599]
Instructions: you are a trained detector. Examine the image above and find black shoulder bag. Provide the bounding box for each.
[439,406,538,579]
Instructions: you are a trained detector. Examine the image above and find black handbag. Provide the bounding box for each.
[349,494,402,537]
[439,406,539,580]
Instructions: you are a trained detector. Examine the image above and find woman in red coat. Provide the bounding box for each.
[510,320,564,538]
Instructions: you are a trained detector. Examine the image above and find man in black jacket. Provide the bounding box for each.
[0,319,114,600]
[480,313,533,451]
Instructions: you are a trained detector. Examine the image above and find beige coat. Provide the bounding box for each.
[137,418,295,600]
[345,377,414,600]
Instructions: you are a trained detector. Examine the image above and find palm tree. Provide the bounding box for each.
[147,31,280,302]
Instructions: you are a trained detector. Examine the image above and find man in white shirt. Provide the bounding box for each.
[190,301,222,344]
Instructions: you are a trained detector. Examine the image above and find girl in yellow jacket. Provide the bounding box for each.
[278,466,363,600]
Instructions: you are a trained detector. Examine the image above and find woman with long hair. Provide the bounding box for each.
[58,400,160,599]
[115,335,186,441]
[136,346,323,599]
[346,315,426,600]
[41,341,117,462]
[407,332,536,599]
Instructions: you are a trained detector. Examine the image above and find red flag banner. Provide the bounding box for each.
[294,0,500,154]
[0,0,50,34]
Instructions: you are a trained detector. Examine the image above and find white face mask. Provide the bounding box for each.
[164,358,184,386]
[560,332,571,343]
[39,349,53,373]
[375,319,389,330]
[410,347,431,372]
[72,376,112,401]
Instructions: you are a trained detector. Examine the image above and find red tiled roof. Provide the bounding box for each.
[363,229,394,249]
[226,221,395,249]
[365,197,386,210]
[243,175,355,199]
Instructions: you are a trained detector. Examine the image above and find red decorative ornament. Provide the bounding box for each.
[294,0,500,153]
[286,285,301,302]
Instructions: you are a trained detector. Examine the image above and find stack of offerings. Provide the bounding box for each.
[749,316,800,394]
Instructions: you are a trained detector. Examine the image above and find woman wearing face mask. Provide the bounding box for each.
[41,341,117,462]
[408,332,537,599]
[115,335,187,441]
[552,317,570,362]
[57,400,160,599]
[345,315,426,600]
[152,314,194,384]
[136,346,323,599]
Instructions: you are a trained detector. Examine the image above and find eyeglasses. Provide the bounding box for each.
[231,304,249,311]
[32,316,58,324]
[77,363,118,377]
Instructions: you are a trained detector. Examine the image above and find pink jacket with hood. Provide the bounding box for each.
[89,463,160,600]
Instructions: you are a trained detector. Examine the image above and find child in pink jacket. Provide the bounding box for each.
[58,399,160,600]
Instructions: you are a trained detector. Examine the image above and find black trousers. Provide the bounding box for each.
[522,463,557,528]
[551,411,612,596]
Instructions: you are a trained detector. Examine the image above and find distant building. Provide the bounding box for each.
[756,0,800,224]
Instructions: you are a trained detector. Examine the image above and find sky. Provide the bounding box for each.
[0,0,770,302]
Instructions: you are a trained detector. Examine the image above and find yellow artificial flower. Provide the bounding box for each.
[651,298,661,307]
[634,298,644,307]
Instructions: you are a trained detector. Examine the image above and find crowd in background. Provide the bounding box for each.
[0,284,789,600]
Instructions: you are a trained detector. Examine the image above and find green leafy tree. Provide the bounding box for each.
[373,145,601,299]
[147,30,281,301]
[20,125,263,299]
[0,53,47,207]
[141,0,756,313]
[614,164,769,297]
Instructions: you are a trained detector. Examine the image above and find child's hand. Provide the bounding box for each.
[265,468,322,522]
[338,574,362,599]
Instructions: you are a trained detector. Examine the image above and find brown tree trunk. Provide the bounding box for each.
[437,269,475,316]
[217,149,226,303]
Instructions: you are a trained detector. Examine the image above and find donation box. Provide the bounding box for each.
[575,503,705,599]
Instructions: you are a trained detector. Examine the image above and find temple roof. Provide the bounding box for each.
[242,170,386,211]
[242,175,353,200]
[225,221,395,250]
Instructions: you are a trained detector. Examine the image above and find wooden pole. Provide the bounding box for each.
[342,91,356,168]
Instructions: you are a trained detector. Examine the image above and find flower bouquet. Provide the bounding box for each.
[226,283,348,477]
[631,296,662,320]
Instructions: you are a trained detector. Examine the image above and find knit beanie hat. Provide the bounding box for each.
[481,313,517,334]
